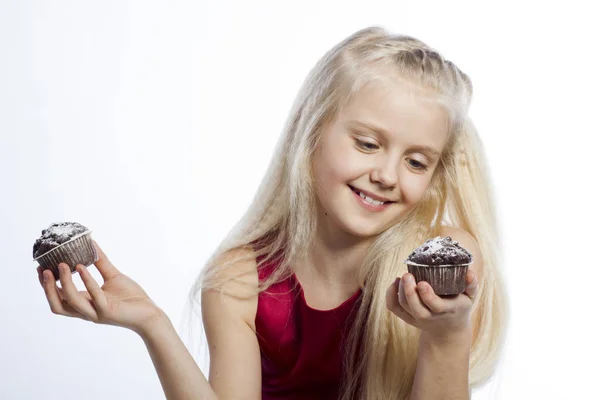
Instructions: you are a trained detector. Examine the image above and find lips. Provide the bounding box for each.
[348,185,394,204]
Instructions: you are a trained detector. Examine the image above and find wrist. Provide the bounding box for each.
[134,308,171,339]
[421,325,472,347]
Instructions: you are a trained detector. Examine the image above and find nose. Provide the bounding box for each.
[370,155,399,189]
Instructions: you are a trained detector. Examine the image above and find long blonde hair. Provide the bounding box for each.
[183,26,509,399]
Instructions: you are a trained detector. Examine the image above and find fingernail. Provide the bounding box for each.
[43,271,48,282]
[418,284,427,293]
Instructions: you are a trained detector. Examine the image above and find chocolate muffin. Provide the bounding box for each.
[403,235,473,296]
[33,222,98,280]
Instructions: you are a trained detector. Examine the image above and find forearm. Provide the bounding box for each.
[138,312,218,400]
[410,329,471,400]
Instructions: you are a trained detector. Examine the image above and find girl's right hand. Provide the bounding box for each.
[37,240,166,336]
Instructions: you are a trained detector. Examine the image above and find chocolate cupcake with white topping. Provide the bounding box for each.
[403,236,473,295]
[33,222,98,280]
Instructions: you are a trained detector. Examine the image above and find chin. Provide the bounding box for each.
[340,216,388,239]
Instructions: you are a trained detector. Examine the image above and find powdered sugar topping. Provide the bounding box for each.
[406,235,472,266]
[33,222,90,259]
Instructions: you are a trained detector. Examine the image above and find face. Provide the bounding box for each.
[311,78,449,241]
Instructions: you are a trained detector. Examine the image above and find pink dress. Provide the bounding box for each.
[255,250,363,399]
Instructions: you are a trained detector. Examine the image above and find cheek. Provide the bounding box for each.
[330,153,360,182]
[400,175,432,204]
[314,143,358,185]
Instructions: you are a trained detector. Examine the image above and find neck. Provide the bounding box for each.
[301,216,375,289]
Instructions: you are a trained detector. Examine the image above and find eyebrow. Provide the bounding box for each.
[348,120,442,156]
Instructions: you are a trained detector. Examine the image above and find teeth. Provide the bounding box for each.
[358,191,385,206]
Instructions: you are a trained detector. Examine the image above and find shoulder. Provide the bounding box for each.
[439,226,484,280]
[201,245,259,330]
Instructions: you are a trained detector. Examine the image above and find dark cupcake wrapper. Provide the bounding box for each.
[33,231,99,281]
[404,259,472,296]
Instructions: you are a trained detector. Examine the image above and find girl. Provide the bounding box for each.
[37,26,508,400]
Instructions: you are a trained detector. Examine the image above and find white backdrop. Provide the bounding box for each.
[2,1,598,399]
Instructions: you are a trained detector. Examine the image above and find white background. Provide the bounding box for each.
[2,1,598,399]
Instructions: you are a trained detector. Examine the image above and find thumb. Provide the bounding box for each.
[92,240,121,280]
[463,268,478,301]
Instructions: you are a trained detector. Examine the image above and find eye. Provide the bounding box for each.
[355,139,379,151]
[408,159,428,171]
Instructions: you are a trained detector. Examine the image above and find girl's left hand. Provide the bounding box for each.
[385,269,478,338]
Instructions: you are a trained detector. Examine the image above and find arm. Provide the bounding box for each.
[38,239,259,400]
[139,246,262,400]
[201,263,262,398]
[387,226,484,400]
[140,312,219,400]
[409,329,472,400]
[409,227,483,400]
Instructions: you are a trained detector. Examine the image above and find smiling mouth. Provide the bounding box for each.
[348,185,394,204]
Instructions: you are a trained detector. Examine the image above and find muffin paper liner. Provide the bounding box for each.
[33,230,99,281]
[404,260,472,296]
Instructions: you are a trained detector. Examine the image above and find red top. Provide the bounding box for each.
[255,250,363,400]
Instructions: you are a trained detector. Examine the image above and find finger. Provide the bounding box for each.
[416,281,449,314]
[42,269,87,319]
[78,290,92,301]
[45,268,89,302]
[386,277,415,323]
[397,275,411,315]
[403,273,432,319]
[92,240,121,281]
[386,278,401,312]
[58,263,99,321]
[75,264,107,311]
[463,269,479,300]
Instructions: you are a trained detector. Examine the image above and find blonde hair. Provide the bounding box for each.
[183,26,509,400]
